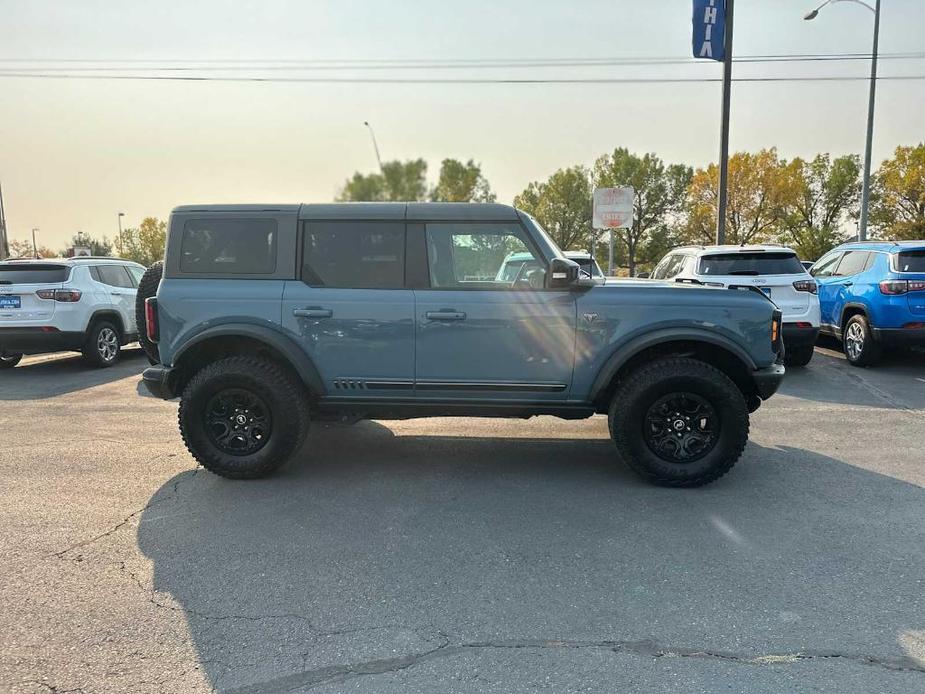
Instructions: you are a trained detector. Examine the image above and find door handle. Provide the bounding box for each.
[842,281,853,287]
[111,291,124,296]
[293,307,333,319]
[425,310,466,321]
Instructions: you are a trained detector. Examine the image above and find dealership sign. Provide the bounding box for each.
[692,0,726,61]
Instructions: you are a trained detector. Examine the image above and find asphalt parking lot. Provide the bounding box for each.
[1,344,924,693]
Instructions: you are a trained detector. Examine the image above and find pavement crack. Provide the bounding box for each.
[51,466,198,559]
[225,637,925,693]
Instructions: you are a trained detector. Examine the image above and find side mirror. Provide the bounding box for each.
[636,272,650,279]
[548,257,580,288]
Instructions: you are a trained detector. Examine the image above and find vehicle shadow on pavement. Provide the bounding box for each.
[0,348,147,401]
[137,421,925,692]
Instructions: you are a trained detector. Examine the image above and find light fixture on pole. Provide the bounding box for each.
[363,121,384,174]
[804,0,880,241]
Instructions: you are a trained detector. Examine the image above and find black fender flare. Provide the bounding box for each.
[588,327,758,403]
[172,323,326,395]
[87,309,126,336]
[839,302,869,330]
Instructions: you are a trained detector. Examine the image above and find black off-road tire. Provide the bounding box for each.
[784,344,815,367]
[842,314,882,367]
[135,261,163,365]
[0,353,23,369]
[82,320,122,368]
[608,357,749,488]
[179,356,309,479]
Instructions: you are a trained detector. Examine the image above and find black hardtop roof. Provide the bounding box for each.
[171,202,521,222]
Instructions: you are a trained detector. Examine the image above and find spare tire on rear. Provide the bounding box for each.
[135,261,163,365]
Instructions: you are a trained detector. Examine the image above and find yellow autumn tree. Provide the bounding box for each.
[870,143,925,240]
[684,148,801,246]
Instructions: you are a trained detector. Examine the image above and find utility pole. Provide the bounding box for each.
[858,0,881,241]
[715,0,735,245]
[0,182,8,260]
[117,212,125,255]
[32,228,39,259]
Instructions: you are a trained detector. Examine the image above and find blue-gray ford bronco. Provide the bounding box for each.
[140,203,784,487]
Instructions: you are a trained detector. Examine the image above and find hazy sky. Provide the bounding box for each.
[1,0,923,248]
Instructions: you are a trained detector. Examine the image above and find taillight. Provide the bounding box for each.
[792,279,817,294]
[878,280,925,295]
[36,289,82,302]
[145,297,159,343]
[771,315,780,345]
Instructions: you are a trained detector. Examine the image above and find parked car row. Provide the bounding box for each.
[643,240,925,367]
[0,256,147,368]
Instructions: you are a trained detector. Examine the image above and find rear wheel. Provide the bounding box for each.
[608,357,749,487]
[784,344,814,367]
[179,356,309,479]
[135,261,163,365]
[0,353,23,369]
[83,321,122,368]
[843,314,881,367]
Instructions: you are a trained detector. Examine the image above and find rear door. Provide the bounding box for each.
[281,219,415,396]
[0,263,70,325]
[95,264,137,333]
[413,220,576,401]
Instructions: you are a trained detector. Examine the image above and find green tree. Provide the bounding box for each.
[870,143,925,240]
[781,153,860,261]
[337,159,428,201]
[685,148,799,246]
[61,233,112,257]
[592,148,692,276]
[119,217,167,266]
[431,158,496,202]
[513,166,592,251]
[9,239,56,258]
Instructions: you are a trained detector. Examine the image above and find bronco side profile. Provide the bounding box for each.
[141,203,784,487]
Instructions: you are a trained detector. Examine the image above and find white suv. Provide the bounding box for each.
[650,245,821,366]
[0,257,147,369]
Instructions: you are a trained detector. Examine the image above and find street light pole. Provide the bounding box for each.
[715,0,735,246]
[32,228,39,259]
[363,121,384,174]
[117,212,125,255]
[804,0,879,241]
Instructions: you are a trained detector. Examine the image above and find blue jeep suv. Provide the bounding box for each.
[810,241,925,366]
[139,203,784,487]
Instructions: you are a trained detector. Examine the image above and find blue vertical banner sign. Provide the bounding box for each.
[692,0,726,61]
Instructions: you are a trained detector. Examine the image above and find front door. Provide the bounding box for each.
[282,220,415,397]
[413,221,577,401]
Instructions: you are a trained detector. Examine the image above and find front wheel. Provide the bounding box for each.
[0,353,23,369]
[179,356,309,479]
[608,357,749,487]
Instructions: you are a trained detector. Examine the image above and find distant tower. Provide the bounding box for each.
[0,182,9,260]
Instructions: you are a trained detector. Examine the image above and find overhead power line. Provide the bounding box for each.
[0,72,923,84]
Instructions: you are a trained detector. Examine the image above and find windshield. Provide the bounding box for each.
[0,264,70,284]
[698,252,803,276]
[896,250,925,273]
[572,258,603,278]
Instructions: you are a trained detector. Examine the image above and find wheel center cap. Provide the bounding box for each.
[235,414,248,425]
[672,419,686,431]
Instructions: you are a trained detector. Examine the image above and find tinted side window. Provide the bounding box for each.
[180,219,277,274]
[302,221,405,289]
[425,223,543,289]
[810,252,842,278]
[97,265,134,288]
[127,266,145,286]
[834,251,870,277]
[897,250,925,273]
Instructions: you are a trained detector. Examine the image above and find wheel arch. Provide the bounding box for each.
[840,302,870,333]
[171,324,325,397]
[87,309,126,337]
[589,329,758,412]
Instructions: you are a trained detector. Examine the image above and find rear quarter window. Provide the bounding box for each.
[179,219,278,274]
[698,252,803,276]
[896,250,925,273]
[0,264,70,284]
